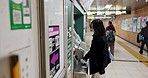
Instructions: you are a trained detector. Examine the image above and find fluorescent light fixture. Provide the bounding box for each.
[105,5,112,9]
[122,11,126,14]
[116,11,122,15]
[97,11,105,15]
[110,11,116,14]
[87,12,96,15]
[105,11,116,15]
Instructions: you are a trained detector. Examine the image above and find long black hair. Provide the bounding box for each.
[90,19,106,36]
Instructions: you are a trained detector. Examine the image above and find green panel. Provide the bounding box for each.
[67,0,73,69]
[74,6,84,41]
[74,6,82,15]
[68,1,72,27]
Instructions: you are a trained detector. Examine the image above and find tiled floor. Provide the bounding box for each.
[105,41,148,78]
[84,32,148,78]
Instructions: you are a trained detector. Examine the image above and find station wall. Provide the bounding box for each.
[114,6,148,47]
[101,6,148,49]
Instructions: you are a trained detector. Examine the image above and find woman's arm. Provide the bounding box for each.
[83,38,94,61]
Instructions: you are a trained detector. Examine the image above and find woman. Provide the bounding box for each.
[81,19,110,78]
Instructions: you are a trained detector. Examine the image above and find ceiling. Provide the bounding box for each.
[88,0,148,16]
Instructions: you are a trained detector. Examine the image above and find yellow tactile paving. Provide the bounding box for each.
[116,40,148,67]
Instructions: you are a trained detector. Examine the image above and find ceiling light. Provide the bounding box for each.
[105,5,112,9]
[116,11,122,15]
[122,11,126,14]
[97,11,105,15]
[105,11,111,15]
[87,12,96,15]
[145,0,148,2]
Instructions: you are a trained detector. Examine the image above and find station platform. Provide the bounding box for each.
[81,32,148,78]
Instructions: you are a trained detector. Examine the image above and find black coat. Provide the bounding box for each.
[83,34,110,75]
[137,32,141,43]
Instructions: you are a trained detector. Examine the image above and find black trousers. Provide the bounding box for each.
[140,38,148,53]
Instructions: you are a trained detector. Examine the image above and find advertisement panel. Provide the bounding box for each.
[131,17,137,32]
[140,16,147,28]
[137,17,141,33]
[121,16,147,33]
[48,26,60,78]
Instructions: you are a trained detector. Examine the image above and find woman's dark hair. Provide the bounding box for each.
[108,21,112,24]
[90,19,105,36]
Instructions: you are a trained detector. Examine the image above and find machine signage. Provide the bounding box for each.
[9,0,31,30]
[48,26,60,78]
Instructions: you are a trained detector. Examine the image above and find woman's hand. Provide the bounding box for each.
[80,59,87,64]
